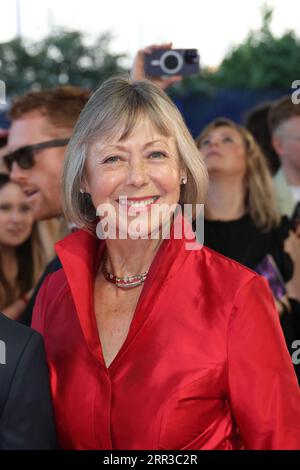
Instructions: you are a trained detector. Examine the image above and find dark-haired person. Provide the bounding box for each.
[0,174,45,320]
[0,312,57,449]
[3,85,91,324]
[32,77,300,450]
[245,101,280,175]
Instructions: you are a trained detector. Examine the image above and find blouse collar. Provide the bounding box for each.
[55,213,200,371]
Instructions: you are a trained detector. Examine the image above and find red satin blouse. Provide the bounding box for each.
[32,216,300,450]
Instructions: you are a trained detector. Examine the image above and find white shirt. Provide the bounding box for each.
[289,185,300,204]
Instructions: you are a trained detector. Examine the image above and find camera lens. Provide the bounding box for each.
[164,55,179,71]
[160,51,183,75]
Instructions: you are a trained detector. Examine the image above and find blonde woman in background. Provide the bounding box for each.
[196,118,300,381]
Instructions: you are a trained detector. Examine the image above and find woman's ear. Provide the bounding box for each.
[80,176,89,194]
[180,170,188,185]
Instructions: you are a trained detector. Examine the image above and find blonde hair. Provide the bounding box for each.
[196,118,280,231]
[62,77,208,230]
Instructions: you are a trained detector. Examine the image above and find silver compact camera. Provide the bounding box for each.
[144,49,200,77]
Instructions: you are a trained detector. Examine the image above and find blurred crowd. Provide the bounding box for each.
[0,43,299,382]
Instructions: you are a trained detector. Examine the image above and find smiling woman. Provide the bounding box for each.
[32,77,300,450]
[84,117,190,240]
[62,77,207,231]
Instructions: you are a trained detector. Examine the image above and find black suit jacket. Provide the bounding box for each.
[0,313,57,449]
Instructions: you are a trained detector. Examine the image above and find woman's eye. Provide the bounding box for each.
[0,205,10,211]
[223,137,233,143]
[20,205,31,213]
[200,139,210,147]
[148,151,167,159]
[103,155,121,164]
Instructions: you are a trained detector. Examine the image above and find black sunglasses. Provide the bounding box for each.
[3,138,70,171]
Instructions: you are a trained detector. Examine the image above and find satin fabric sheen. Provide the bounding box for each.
[32,215,300,450]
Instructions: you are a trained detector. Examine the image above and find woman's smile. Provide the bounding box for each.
[116,195,161,211]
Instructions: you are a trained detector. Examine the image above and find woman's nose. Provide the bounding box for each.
[9,210,23,223]
[208,138,220,148]
[126,159,148,187]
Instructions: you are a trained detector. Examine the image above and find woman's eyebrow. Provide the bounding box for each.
[219,131,235,137]
[101,143,128,150]
[143,139,169,149]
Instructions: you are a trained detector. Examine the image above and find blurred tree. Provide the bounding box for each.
[0,29,126,97]
[172,5,300,95]
[211,5,300,89]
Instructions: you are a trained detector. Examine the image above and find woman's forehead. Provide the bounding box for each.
[206,126,240,137]
[88,116,173,150]
[0,182,27,199]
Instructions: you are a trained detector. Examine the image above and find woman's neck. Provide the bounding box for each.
[205,177,246,221]
[103,228,165,279]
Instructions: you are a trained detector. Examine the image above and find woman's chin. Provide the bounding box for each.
[121,223,160,241]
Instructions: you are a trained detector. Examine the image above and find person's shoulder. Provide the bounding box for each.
[192,244,259,285]
[0,313,44,383]
[277,215,292,234]
[261,216,292,245]
[0,312,40,344]
[272,216,292,247]
[185,245,269,312]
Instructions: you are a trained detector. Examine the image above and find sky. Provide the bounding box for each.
[0,0,299,67]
